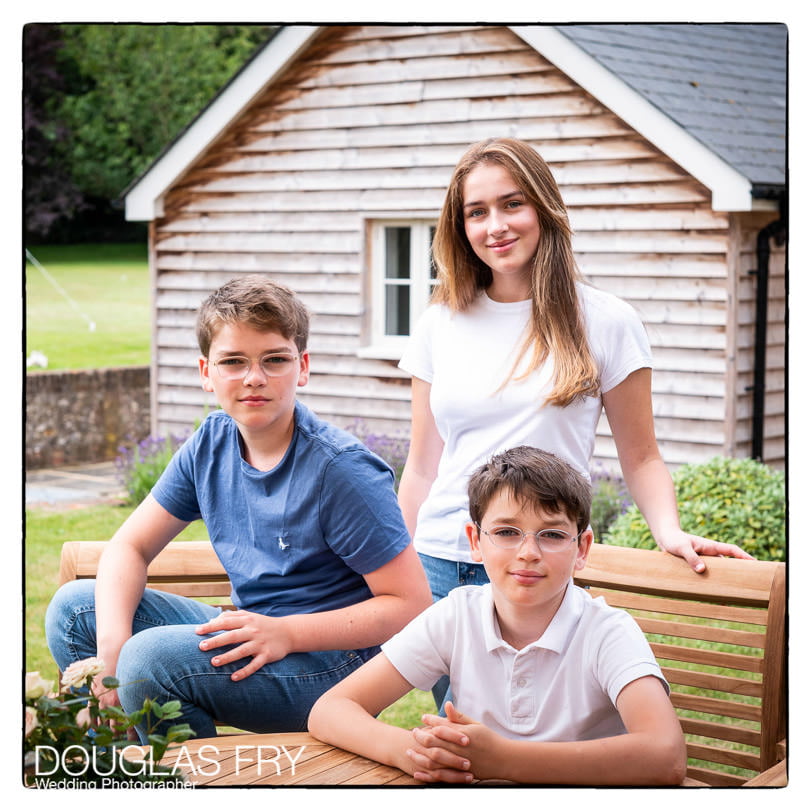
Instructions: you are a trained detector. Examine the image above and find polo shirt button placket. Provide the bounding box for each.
[510,653,534,721]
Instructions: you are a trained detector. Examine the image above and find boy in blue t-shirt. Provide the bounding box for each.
[46,276,432,741]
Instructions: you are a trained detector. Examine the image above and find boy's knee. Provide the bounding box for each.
[115,626,195,710]
[116,630,162,711]
[44,579,98,670]
[44,579,96,640]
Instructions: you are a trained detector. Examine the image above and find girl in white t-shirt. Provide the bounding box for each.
[398,138,752,644]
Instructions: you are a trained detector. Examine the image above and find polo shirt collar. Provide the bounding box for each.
[480,579,586,653]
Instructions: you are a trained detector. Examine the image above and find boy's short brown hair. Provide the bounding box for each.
[196,275,309,356]
[468,446,592,534]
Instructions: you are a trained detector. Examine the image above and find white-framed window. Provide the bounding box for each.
[362,221,438,359]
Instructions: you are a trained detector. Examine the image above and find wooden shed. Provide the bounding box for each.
[124,23,787,472]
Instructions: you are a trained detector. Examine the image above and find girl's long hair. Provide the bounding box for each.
[431,138,599,407]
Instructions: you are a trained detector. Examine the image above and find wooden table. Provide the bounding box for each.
[147,733,789,788]
[154,732,423,787]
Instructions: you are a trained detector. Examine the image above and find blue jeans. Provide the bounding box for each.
[45,580,377,743]
[417,553,489,710]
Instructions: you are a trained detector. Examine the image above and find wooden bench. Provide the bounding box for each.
[58,540,787,787]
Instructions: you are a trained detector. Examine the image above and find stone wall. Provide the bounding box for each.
[26,366,150,469]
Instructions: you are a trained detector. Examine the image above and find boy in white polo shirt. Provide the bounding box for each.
[309,446,687,785]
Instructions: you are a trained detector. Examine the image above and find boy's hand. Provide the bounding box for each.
[196,610,293,681]
[406,702,497,783]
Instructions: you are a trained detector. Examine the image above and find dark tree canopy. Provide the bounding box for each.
[24,23,276,243]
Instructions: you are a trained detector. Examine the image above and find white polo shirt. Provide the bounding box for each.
[381,582,667,742]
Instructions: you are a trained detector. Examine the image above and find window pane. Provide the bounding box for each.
[385,228,411,279]
[385,285,410,336]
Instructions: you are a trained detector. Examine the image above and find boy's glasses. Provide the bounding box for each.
[477,524,581,553]
[210,353,299,380]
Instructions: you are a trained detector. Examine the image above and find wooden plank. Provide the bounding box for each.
[293,26,530,65]
[741,759,787,787]
[336,24,488,40]
[159,210,362,233]
[157,249,362,273]
[304,753,403,785]
[671,691,761,722]
[59,541,227,584]
[661,666,763,698]
[679,717,762,747]
[580,253,728,279]
[246,92,607,132]
[686,742,762,772]
[155,232,362,254]
[686,766,747,786]
[340,761,421,785]
[215,136,660,173]
[636,617,766,649]
[570,206,728,231]
[157,269,360,292]
[577,544,780,606]
[242,114,636,149]
[587,275,727,303]
[650,642,763,673]
[759,563,787,766]
[296,48,549,86]
[146,583,231,599]
[649,349,727,374]
[185,161,693,196]
[586,587,768,625]
[272,72,579,111]
[573,231,728,255]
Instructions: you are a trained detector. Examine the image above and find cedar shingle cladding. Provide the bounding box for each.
[150,24,785,471]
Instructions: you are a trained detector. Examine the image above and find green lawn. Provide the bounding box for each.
[25,243,150,370]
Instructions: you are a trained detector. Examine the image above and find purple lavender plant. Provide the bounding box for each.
[590,462,632,543]
[115,432,189,506]
[344,420,410,489]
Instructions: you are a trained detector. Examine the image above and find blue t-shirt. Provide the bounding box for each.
[151,402,411,617]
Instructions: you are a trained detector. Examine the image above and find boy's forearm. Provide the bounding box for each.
[94,541,150,665]
[279,593,425,653]
[309,695,414,774]
[491,733,685,786]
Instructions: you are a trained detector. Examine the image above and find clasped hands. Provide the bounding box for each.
[405,701,497,784]
[196,610,292,681]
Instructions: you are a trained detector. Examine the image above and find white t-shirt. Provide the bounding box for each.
[381,582,667,742]
[398,282,652,561]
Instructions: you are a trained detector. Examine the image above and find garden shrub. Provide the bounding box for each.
[603,456,785,561]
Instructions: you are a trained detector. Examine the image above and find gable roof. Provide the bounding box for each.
[125,23,787,221]
[553,24,786,191]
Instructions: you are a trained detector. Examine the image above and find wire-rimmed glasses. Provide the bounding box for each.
[210,353,299,380]
[477,524,581,554]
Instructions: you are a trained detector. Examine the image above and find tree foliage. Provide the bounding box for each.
[23,25,87,239]
[24,23,275,242]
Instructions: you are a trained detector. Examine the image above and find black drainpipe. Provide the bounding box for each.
[748,191,787,461]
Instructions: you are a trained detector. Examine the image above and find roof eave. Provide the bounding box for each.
[124,25,322,222]
[511,25,759,213]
